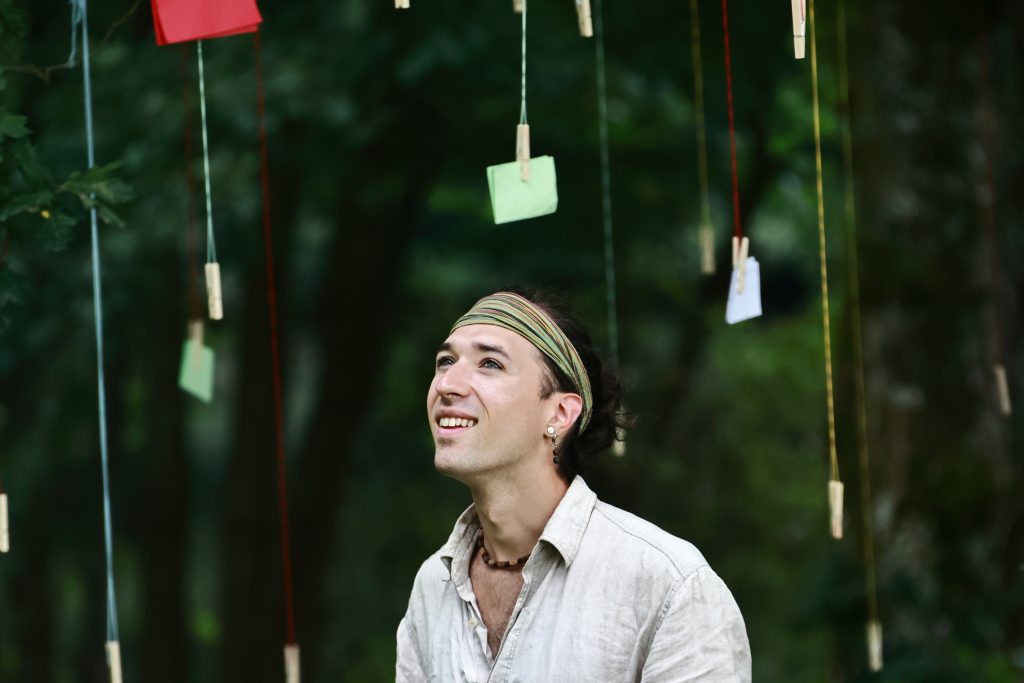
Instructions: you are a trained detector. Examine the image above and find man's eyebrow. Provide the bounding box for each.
[473,342,510,359]
[435,340,512,360]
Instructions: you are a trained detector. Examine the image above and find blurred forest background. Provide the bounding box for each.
[0,0,1022,681]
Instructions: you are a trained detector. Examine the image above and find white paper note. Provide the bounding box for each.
[725,257,763,324]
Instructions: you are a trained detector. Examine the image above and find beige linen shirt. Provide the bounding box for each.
[396,476,751,682]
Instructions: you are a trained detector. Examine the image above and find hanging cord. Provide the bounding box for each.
[809,0,843,536]
[593,0,619,367]
[690,0,714,272]
[719,0,742,242]
[196,41,217,265]
[836,0,881,668]
[72,0,123,671]
[977,21,1011,416]
[519,1,527,126]
[254,32,299,664]
[593,0,625,456]
[0,473,9,554]
[180,46,200,322]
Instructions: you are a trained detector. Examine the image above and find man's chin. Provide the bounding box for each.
[433,446,481,481]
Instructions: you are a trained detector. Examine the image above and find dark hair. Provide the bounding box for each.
[506,286,632,482]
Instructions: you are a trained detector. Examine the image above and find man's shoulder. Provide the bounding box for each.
[586,499,709,580]
[411,548,449,587]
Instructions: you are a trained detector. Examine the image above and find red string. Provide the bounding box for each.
[720,0,742,240]
[180,45,200,321]
[254,30,297,646]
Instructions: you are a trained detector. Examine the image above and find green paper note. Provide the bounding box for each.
[178,339,215,403]
[487,156,558,224]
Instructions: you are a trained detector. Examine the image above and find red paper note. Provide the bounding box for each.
[152,0,262,46]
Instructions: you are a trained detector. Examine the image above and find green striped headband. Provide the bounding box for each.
[451,292,593,433]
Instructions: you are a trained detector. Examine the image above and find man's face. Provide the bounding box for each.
[427,324,555,481]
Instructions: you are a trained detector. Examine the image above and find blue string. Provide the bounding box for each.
[65,0,82,67]
[196,41,217,263]
[73,0,121,645]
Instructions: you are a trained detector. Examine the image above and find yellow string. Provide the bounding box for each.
[809,0,839,484]
[689,0,712,229]
[837,0,879,626]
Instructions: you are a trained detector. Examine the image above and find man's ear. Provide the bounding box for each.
[550,393,583,435]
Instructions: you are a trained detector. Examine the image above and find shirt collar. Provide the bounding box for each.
[438,476,598,579]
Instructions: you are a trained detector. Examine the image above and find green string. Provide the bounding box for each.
[837,0,879,629]
[519,0,527,125]
[689,0,712,230]
[593,0,619,366]
[197,40,217,264]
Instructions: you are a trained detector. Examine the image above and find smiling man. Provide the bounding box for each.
[396,290,751,682]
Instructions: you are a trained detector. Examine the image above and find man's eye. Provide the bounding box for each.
[481,358,503,370]
[436,356,454,368]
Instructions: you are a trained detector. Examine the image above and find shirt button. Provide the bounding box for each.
[469,616,478,627]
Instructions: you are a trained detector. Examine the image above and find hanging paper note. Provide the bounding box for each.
[0,492,9,553]
[285,644,301,683]
[151,0,263,46]
[791,0,806,59]
[179,339,215,402]
[487,156,558,224]
[725,257,762,324]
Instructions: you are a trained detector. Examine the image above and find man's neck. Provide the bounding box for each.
[469,466,570,564]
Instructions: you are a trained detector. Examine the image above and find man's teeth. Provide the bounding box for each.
[439,416,477,428]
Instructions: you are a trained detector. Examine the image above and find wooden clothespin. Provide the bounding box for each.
[866,619,883,672]
[791,0,806,59]
[994,364,1012,416]
[189,319,205,368]
[394,0,410,9]
[106,641,123,683]
[700,224,715,275]
[285,644,301,683]
[575,0,593,37]
[731,236,750,294]
[205,262,223,320]
[0,491,9,554]
[513,0,524,13]
[828,479,844,539]
[516,124,531,182]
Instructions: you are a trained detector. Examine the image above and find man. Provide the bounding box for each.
[397,290,751,682]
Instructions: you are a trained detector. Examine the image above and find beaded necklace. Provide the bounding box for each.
[477,532,530,569]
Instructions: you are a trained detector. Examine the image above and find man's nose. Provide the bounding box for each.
[435,360,470,397]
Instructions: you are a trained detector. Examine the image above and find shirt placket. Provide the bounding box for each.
[486,551,550,683]
[454,575,492,681]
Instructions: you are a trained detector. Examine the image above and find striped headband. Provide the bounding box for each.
[451,292,593,433]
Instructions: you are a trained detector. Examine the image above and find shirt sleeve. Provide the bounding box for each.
[396,610,428,682]
[396,557,434,683]
[640,565,752,683]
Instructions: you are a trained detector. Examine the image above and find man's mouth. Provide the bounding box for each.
[436,416,478,430]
